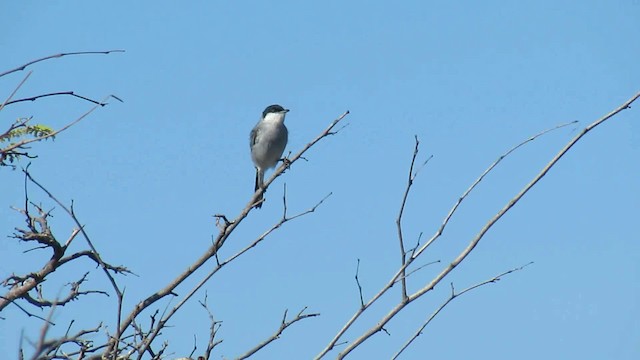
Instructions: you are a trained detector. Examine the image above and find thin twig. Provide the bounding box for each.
[0,71,32,113]
[330,93,640,359]
[395,136,431,300]
[135,193,332,359]
[0,50,125,78]
[108,112,348,358]
[236,307,320,360]
[415,120,578,258]
[393,260,441,284]
[110,111,349,357]
[316,92,639,359]
[249,111,349,209]
[392,263,533,359]
[22,170,126,359]
[2,94,121,156]
[199,293,223,360]
[5,91,122,107]
[3,300,53,324]
[354,259,365,309]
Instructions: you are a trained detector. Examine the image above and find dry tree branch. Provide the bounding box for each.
[25,301,101,360]
[21,170,129,358]
[249,111,350,209]
[1,51,124,167]
[135,192,331,359]
[0,50,125,78]
[396,136,432,300]
[31,324,102,360]
[5,91,120,107]
[2,174,127,346]
[391,262,533,359]
[327,92,640,359]
[2,50,124,358]
[108,111,348,359]
[393,260,441,284]
[235,307,320,360]
[413,119,578,258]
[21,272,109,308]
[1,299,53,323]
[57,250,131,274]
[0,71,32,113]
[2,202,69,310]
[316,123,556,357]
[22,171,126,296]
[316,91,639,358]
[198,293,223,360]
[354,259,365,309]
[28,304,59,360]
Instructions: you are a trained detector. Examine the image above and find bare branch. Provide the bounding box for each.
[5,91,123,107]
[393,260,441,284]
[30,323,102,360]
[392,262,533,359]
[1,299,53,324]
[2,209,126,311]
[236,307,320,360]
[18,171,127,359]
[354,259,365,309]
[0,50,125,78]
[199,293,223,360]
[20,171,124,295]
[135,193,332,358]
[58,250,131,275]
[0,71,32,113]
[415,119,578,258]
[316,92,639,359]
[21,272,109,308]
[249,110,349,209]
[396,136,432,300]
[107,111,348,357]
[327,93,640,359]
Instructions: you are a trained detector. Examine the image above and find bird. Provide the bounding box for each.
[249,104,289,208]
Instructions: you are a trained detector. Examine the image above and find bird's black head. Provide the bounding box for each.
[262,104,289,119]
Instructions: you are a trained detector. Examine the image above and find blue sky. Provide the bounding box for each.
[1,1,639,359]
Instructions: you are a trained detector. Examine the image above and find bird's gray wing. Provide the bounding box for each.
[249,125,260,148]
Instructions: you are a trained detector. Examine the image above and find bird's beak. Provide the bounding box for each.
[284,109,290,113]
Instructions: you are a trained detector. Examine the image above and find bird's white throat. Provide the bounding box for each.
[262,112,286,125]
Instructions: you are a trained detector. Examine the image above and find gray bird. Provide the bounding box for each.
[250,104,289,208]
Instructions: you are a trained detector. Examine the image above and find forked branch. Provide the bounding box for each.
[236,307,320,360]
[392,262,533,359]
[104,111,349,358]
[317,91,639,359]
